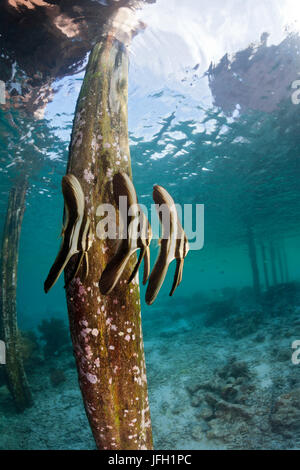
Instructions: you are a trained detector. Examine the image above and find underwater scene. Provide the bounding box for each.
[0,0,300,451]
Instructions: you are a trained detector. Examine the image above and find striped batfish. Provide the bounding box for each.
[44,174,92,293]
[145,185,189,305]
[99,172,152,295]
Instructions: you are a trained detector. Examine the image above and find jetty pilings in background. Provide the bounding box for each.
[246,226,261,300]
[0,176,33,411]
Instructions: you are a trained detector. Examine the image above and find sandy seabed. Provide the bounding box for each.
[1,295,300,450]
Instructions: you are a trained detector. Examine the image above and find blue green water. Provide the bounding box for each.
[12,68,300,330]
[1,1,300,449]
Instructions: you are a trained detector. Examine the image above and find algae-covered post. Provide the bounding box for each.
[0,176,33,411]
[64,10,153,450]
[277,245,285,284]
[269,242,278,286]
[282,242,289,283]
[260,243,270,291]
[246,226,261,300]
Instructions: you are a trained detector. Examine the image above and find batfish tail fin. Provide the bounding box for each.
[128,246,145,285]
[145,245,169,305]
[64,250,85,288]
[99,243,132,295]
[44,244,73,293]
[143,245,150,285]
[169,257,184,297]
